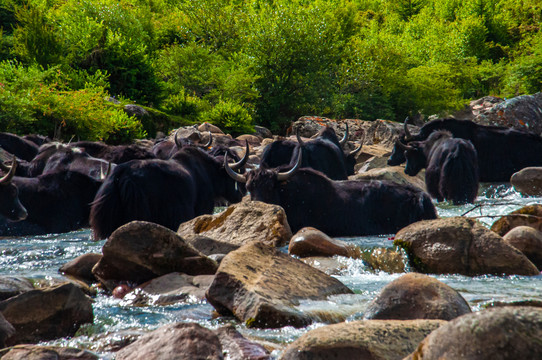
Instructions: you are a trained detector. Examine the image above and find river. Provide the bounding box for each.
[1,183,541,359]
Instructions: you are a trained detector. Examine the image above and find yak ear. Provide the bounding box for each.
[0,156,17,185]
[224,153,247,184]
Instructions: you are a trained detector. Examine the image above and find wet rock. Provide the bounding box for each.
[178,200,292,248]
[198,122,225,134]
[474,92,542,135]
[491,204,542,236]
[115,322,223,360]
[0,282,93,345]
[503,226,542,270]
[206,242,353,328]
[123,272,214,306]
[394,217,539,276]
[364,273,471,320]
[511,167,542,196]
[0,276,34,301]
[406,306,542,360]
[183,235,240,256]
[350,166,426,191]
[288,227,361,258]
[0,312,15,348]
[216,324,271,360]
[280,319,445,360]
[363,247,406,273]
[92,221,217,290]
[59,253,102,283]
[0,345,98,360]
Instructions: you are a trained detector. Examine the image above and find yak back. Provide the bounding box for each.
[246,167,437,236]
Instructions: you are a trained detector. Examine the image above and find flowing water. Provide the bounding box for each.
[1,183,541,359]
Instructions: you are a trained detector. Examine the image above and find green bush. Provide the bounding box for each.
[200,100,254,136]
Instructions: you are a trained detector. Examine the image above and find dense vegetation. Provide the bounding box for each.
[0,0,540,141]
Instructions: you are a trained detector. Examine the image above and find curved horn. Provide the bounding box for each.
[201,131,213,148]
[348,143,363,157]
[396,139,415,151]
[403,117,413,141]
[339,122,348,145]
[224,153,247,184]
[0,156,17,185]
[277,148,302,182]
[229,140,250,170]
[295,128,305,146]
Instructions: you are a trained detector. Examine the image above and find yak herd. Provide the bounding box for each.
[0,117,542,239]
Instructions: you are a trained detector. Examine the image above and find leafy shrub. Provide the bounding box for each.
[200,100,254,136]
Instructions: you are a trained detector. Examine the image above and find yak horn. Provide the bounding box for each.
[224,153,247,184]
[339,122,348,145]
[277,148,302,181]
[403,117,413,141]
[0,156,17,185]
[396,139,415,151]
[348,143,363,157]
[229,140,250,170]
[201,131,213,148]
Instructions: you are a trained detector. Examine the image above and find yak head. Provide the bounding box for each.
[397,140,426,177]
[225,149,303,204]
[0,159,28,222]
[388,117,418,166]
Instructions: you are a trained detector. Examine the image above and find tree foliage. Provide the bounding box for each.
[0,0,539,140]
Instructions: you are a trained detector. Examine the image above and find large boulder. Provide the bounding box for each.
[0,276,34,301]
[288,227,361,258]
[206,242,353,328]
[279,319,445,360]
[474,92,542,135]
[511,167,542,196]
[406,306,542,359]
[92,221,217,290]
[350,166,426,191]
[0,282,93,345]
[215,325,271,360]
[503,226,542,270]
[491,204,542,236]
[178,199,292,248]
[0,345,98,360]
[364,273,471,321]
[394,217,539,276]
[115,322,223,360]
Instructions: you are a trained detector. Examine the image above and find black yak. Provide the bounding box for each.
[89,145,247,240]
[259,124,361,180]
[399,131,479,204]
[225,151,437,236]
[388,118,542,182]
[69,141,156,164]
[0,159,103,236]
[0,132,39,161]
